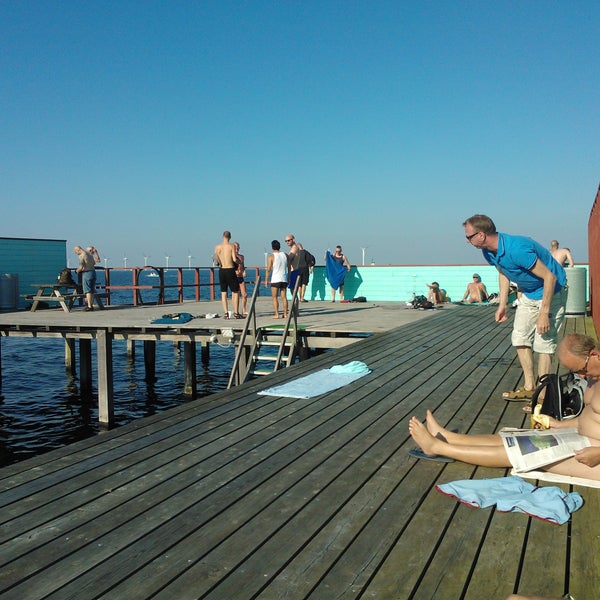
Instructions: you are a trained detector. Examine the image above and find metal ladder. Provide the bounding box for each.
[228,278,301,388]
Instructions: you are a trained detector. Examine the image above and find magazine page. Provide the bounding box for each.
[499,428,591,473]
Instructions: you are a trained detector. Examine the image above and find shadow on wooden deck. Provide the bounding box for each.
[0,306,597,599]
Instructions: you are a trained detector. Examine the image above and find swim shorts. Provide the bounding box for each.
[512,288,566,354]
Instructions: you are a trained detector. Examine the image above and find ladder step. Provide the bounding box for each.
[253,369,274,376]
[255,355,279,362]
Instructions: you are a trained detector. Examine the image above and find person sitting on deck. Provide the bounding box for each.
[408,333,600,480]
[425,282,444,305]
[461,273,488,303]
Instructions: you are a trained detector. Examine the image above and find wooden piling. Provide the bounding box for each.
[201,341,210,365]
[183,341,197,397]
[64,338,76,375]
[144,340,156,382]
[79,339,92,394]
[96,330,114,425]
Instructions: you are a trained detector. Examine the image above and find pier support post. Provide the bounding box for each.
[144,340,156,382]
[201,341,210,365]
[96,330,114,425]
[184,341,197,397]
[79,339,93,395]
[64,338,76,375]
[126,339,135,359]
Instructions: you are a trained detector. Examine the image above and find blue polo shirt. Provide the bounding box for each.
[482,233,566,300]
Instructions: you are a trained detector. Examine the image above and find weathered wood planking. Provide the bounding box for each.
[0,306,598,600]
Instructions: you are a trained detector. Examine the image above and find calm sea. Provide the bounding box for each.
[0,268,267,467]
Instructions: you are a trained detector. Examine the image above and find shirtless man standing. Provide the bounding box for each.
[550,240,575,268]
[214,230,242,319]
[461,273,488,303]
[408,333,600,480]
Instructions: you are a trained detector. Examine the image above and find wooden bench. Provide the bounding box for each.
[28,283,106,312]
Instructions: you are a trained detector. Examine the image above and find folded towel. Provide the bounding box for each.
[329,361,370,375]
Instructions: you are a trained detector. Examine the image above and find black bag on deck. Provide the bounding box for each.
[412,295,434,309]
[530,372,585,422]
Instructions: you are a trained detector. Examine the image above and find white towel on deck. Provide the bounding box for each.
[258,362,371,399]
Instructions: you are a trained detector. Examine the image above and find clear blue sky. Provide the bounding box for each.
[3,1,598,267]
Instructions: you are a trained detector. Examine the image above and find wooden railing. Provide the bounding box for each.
[98,266,263,306]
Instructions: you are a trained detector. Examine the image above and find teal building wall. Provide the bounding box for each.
[0,237,67,308]
[305,264,589,304]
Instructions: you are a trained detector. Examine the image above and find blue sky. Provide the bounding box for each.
[2,1,599,267]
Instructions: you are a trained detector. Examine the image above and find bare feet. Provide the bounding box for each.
[409,417,444,456]
[425,409,448,438]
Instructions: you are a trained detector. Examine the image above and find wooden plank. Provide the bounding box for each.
[0,307,597,599]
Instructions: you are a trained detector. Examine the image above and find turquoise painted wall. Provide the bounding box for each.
[0,237,67,308]
[305,264,589,303]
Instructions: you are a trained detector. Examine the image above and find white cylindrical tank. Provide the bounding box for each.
[565,267,587,317]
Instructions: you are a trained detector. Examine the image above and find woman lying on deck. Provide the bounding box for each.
[409,333,600,481]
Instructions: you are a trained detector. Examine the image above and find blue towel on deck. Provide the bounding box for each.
[325,251,348,291]
[258,362,371,398]
[150,312,193,325]
[436,476,583,525]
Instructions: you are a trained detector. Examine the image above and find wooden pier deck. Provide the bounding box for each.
[0,306,598,599]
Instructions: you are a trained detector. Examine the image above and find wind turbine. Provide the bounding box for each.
[123,255,128,269]
[104,257,109,269]
[361,246,370,266]
[164,254,170,271]
[143,253,150,266]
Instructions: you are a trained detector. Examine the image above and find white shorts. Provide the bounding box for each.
[511,288,567,354]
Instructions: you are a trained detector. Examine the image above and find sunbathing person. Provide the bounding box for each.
[409,333,600,480]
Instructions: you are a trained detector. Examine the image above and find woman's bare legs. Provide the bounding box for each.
[424,410,504,446]
[413,410,600,480]
[409,415,512,468]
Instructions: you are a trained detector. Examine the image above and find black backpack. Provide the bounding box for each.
[412,295,434,309]
[530,372,585,421]
[57,268,77,286]
[304,249,316,267]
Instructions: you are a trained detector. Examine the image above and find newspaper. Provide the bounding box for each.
[499,427,591,473]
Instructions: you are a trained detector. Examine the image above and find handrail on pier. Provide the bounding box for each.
[99,266,262,306]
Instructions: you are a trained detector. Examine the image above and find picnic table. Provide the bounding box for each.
[27,283,104,312]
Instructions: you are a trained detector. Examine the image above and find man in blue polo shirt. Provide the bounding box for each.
[463,214,567,400]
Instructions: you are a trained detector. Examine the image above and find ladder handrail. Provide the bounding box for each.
[228,275,302,388]
[274,276,300,370]
[227,283,260,388]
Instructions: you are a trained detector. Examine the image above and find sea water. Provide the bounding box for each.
[0,268,265,467]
